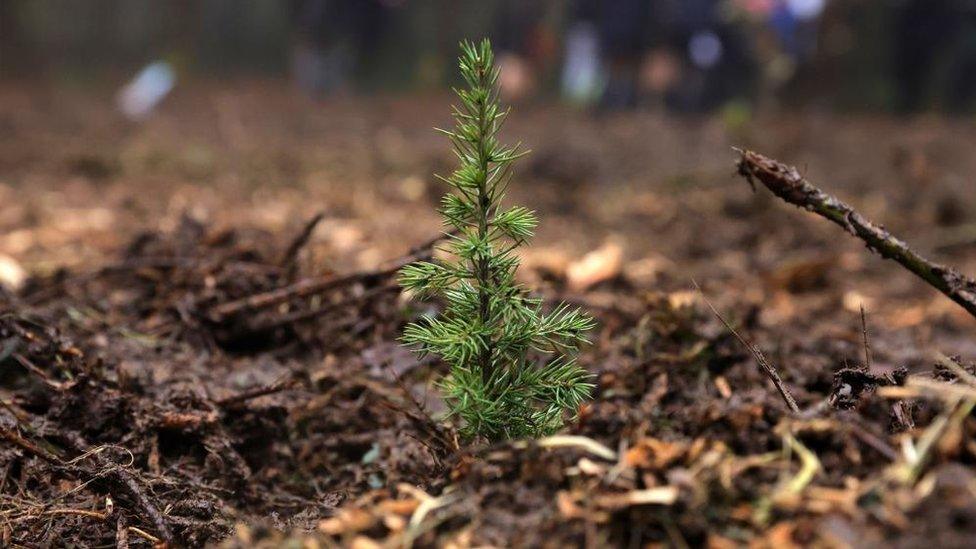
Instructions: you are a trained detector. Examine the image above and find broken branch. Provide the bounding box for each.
[216,374,298,408]
[736,149,976,320]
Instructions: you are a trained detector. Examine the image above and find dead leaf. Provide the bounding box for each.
[556,491,585,519]
[714,376,733,399]
[707,534,741,549]
[382,514,406,532]
[667,290,698,310]
[567,241,623,291]
[623,255,670,287]
[520,247,570,281]
[350,536,381,549]
[0,254,26,291]
[764,255,833,293]
[398,176,427,201]
[318,508,375,535]
[378,498,420,516]
[751,521,799,549]
[624,438,688,470]
[557,491,610,523]
[842,290,874,313]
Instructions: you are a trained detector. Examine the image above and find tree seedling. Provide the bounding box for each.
[399,40,595,441]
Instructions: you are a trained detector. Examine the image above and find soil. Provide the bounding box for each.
[2,81,976,547]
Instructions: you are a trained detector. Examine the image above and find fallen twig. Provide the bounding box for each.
[208,230,450,322]
[40,508,109,521]
[693,280,801,414]
[58,431,175,545]
[0,424,62,464]
[279,211,325,269]
[0,421,175,544]
[216,374,298,407]
[242,283,399,333]
[848,422,899,461]
[127,525,162,545]
[13,353,70,390]
[860,305,873,369]
[208,268,388,322]
[735,149,976,320]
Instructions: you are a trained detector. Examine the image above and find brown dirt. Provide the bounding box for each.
[2,81,976,547]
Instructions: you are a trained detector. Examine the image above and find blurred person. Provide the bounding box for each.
[893,0,976,113]
[492,1,556,101]
[570,0,655,109]
[562,17,605,105]
[893,0,955,112]
[662,0,759,112]
[563,0,758,112]
[768,0,824,61]
[290,0,402,95]
[594,0,655,108]
[735,0,825,106]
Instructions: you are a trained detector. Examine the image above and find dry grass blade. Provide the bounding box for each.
[934,352,976,387]
[878,376,976,401]
[399,484,459,547]
[782,434,821,495]
[891,397,976,485]
[594,487,679,509]
[532,435,618,461]
[693,280,800,414]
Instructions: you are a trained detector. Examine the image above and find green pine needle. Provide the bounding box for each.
[398,39,596,441]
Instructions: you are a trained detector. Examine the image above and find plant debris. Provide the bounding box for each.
[2,87,976,547]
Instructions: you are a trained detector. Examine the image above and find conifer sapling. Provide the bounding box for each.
[398,40,596,441]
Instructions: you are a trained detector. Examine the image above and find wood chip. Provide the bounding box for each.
[595,486,679,509]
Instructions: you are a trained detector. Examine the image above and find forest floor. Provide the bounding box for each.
[2,81,976,547]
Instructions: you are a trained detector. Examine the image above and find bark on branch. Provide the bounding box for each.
[735,149,976,320]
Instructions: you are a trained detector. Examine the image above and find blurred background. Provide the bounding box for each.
[3,0,976,114]
[2,0,976,344]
